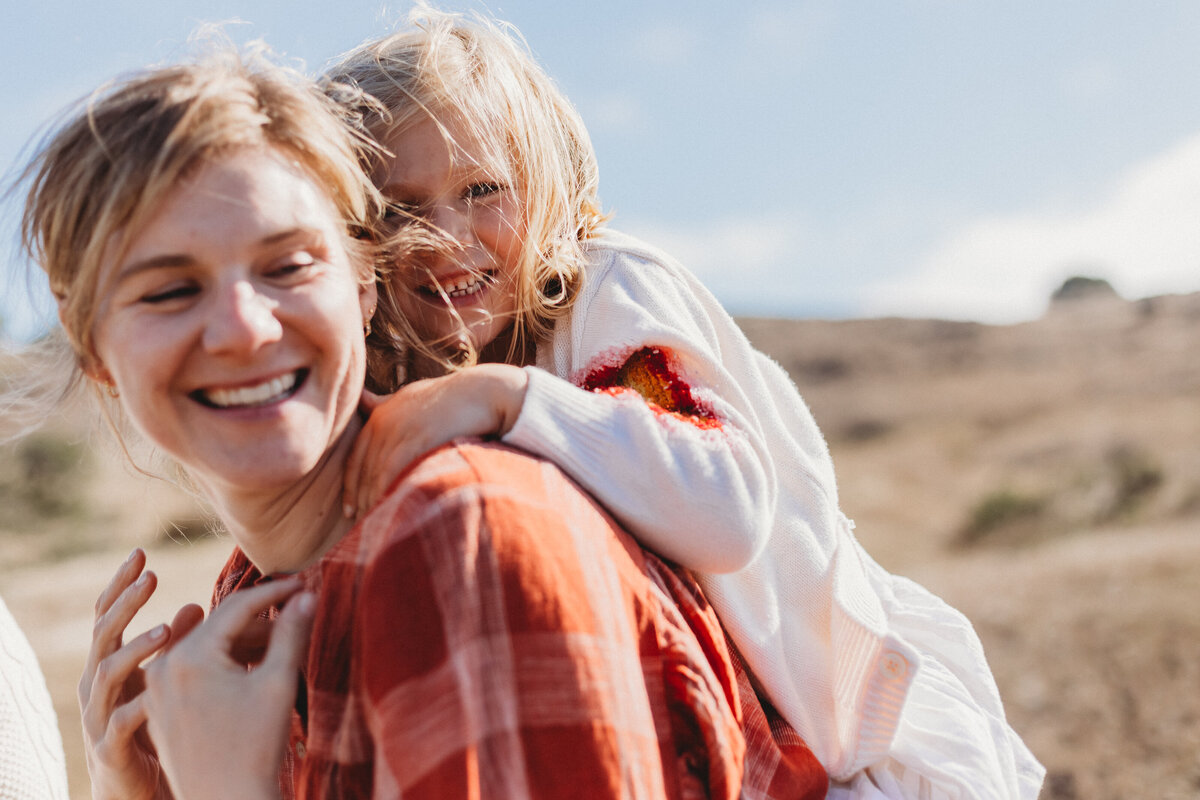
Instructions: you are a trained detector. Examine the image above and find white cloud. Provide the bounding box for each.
[862,132,1200,322]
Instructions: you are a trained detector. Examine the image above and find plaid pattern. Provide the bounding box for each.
[213,441,826,799]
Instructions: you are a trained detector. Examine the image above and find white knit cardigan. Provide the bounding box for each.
[0,595,69,800]
[503,230,1044,798]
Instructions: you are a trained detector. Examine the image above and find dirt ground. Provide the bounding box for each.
[4,295,1199,798]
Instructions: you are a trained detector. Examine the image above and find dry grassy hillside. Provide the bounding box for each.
[3,289,1199,799]
[741,291,1200,799]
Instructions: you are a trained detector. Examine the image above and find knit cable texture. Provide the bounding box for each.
[0,597,69,800]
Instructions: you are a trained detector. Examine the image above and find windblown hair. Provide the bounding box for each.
[324,6,608,374]
[10,42,390,455]
[21,42,385,388]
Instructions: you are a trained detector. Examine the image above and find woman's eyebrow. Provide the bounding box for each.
[117,228,321,279]
[116,253,195,280]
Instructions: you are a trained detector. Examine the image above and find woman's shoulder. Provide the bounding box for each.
[360,440,563,537]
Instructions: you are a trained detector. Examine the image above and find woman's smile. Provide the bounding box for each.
[91,148,376,492]
[191,368,307,410]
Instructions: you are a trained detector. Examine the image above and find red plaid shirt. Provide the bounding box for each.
[213,441,826,799]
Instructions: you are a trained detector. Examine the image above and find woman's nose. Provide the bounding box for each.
[201,280,283,354]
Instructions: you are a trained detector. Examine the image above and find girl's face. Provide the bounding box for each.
[90,148,376,493]
[380,117,527,356]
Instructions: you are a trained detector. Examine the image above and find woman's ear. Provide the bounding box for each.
[81,358,114,388]
[359,280,378,329]
[57,305,109,385]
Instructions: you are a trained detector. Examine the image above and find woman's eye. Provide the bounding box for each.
[140,284,197,304]
[467,182,504,200]
[269,253,317,278]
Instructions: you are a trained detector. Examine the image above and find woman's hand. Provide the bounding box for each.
[78,548,204,800]
[138,579,315,800]
[343,363,529,518]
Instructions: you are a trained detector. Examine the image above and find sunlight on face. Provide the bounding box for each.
[91,148,376,493]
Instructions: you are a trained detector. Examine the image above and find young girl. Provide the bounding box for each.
[333,10,1043,798]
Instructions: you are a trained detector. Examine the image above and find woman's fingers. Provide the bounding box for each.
[106,693,149,746]
[258,591,316,679]
[81,623,167,740]
[93,548,146,618]
[92,569,158,657]
[168,603,206,644]
[80,567,159,708]
[201,579,306,656]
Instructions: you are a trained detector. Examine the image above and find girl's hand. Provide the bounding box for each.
[78,548,204,800]
[343,363,529,518]
[138,579,315,800]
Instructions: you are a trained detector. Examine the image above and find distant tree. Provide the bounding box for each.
[1051,275,1120,303]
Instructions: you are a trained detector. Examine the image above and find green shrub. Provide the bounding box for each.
[0,432,89,526]
[959,489,1046,546]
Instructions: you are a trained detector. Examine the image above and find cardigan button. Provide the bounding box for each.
[879,651,910,681]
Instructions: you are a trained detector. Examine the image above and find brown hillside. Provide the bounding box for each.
[4,292,1199,798]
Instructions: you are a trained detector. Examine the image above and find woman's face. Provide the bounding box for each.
[380,116,527,354]
[90,148,376,492]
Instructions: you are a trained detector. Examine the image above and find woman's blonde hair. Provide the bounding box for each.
[21,42,384,387]
[324,6,608,373]
[12,42,389,455]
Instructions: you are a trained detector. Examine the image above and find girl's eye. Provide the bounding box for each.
[467,182,504,200]
[381,201,421,229]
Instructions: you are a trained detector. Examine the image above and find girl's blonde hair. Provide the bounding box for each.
[324,7,608,373]
[13,43,387,447]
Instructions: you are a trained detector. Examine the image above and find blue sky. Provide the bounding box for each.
[5,1,1200,341]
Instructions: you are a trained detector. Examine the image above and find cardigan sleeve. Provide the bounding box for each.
[0,596,69,800]
[502,244,776,574]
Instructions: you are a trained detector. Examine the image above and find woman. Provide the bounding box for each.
[21,49,825,799]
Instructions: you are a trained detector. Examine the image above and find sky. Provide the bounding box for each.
[5,1,1200,342]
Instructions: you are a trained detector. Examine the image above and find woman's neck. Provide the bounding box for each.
[193,415,363,575]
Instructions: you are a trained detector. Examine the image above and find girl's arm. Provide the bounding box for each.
[344,238,781,573]
[342,364,528,519]
[501,241,785,574]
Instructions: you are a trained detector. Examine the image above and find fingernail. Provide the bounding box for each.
[343,504,354,519]
[125,547,140,564]
[136,571,152,587]
[150,624,167,640]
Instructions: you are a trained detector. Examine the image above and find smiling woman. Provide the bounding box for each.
[90,150,375,516]
[15,44,828,800]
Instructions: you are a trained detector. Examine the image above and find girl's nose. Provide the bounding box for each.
[202,280,282,354]
[428,203,472,246]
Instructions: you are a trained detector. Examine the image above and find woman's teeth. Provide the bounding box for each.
[203,372,298,409]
